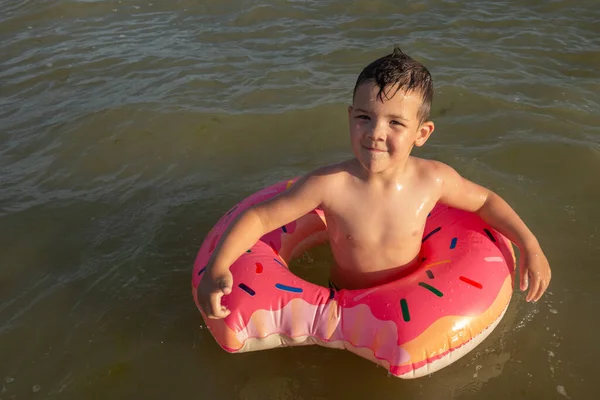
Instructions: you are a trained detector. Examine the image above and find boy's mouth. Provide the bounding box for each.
[362,145,387,153]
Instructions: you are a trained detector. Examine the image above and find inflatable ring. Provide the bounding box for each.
[192,179,516,378]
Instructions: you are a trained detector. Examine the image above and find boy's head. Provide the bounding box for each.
[348,47,435,175]
[352,46,433,124]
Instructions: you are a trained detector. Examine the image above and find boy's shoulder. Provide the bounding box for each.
[410,156,457,182]
[298,159,358,191]
[308,159,359,180]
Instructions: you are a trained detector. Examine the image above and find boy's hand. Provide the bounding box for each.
[197,268,233,319]
[519,246,551,302]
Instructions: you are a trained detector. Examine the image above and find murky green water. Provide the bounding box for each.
[1,0,599,399]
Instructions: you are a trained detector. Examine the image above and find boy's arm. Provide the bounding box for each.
[433,162,551,302]
[208,172,326,274]
[198,171,328,319]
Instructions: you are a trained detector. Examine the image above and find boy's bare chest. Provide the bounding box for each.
[325,189,435,246]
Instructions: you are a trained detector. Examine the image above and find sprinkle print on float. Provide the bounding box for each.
[192,179,516,379]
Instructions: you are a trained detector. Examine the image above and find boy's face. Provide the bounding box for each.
[348,81,434,175]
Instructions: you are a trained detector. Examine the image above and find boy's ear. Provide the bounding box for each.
[348,105,353,116]
[414,121,435,147]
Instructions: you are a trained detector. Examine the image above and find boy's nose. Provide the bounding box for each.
[368,124,387,141]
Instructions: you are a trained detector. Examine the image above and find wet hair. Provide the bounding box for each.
[352,46,433,124]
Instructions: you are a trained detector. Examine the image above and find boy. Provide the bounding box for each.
[198,47,551,319]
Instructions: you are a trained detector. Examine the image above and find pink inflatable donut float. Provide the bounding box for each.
[192,178,516,378]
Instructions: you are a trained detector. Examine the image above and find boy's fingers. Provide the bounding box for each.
[207,287,232,319]
[219,278,232,295]
[526,275,541,302]
[203,302,217,319]
[520,265,529,291]
[208,291,226,319]
[220,306,231,317]
[201,298,215,318]
[534,280,548,302]
[525,272,533,301]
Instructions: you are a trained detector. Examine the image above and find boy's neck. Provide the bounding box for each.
[355,156,412,187]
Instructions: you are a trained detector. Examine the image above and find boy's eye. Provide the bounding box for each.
[390,120,405,127]
[355,115,370,120]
